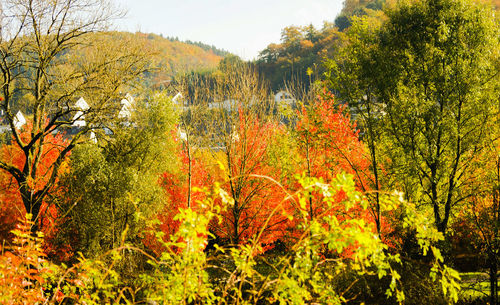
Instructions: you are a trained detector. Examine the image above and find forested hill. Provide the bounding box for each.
[335,0,499,30]
[255,0,386,91]
[104,32,225,88]
[256,0,500,91]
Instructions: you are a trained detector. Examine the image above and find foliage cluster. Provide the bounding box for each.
[0,0,499,303]
[0,174,461,304]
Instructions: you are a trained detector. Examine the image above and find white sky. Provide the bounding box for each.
[113,0,344,60]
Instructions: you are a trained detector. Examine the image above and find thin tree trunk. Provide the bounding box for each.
[490,251,498,305]
[187,139,192,208]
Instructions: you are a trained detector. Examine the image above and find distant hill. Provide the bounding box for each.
[256,24,340,91]
[255,1,386,91]
[162,36,230,58]
[256,0,500,91]
[105,32,226,89]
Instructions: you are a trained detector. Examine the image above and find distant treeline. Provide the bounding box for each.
[255,0,500,91]
[255,0,387,91]
[161,35,230,57]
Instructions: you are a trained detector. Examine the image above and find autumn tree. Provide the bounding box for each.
[328,0,500,234]
[56,93,178,260]
[0,0,149,231]
[153,147,213,251]
[189,64,290,247]
[0,126,68,247]
[214,113,289,247]
[286,88,377,238]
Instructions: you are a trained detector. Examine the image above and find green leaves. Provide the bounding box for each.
[57,92,179,258]
[328,0,500,237]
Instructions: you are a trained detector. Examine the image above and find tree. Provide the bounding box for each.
[0,0,149,231]
[290,89,379,238]
[382,0,499,233]
[329,0,500,234]
[57,93,178,260]
[149,144,213,253]
[325,15,387,237]
[0,124,68,248]
[212,113,289,247]
[182,64,290,247]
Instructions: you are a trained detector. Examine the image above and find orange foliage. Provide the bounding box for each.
[144,141,213,254]
[290,90,391,252]
[148,93,394,253]
[294,90,371,215]
[0,215,50,304]
[0,123,70,258]
[212,114,290,248]
[150,114,291,251]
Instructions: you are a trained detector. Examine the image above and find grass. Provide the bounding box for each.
[459,272,490,301]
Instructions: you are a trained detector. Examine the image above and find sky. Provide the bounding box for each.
[113,0,344,60]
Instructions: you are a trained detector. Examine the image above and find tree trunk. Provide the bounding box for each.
[20,187,42,234]
[489,252,498,305]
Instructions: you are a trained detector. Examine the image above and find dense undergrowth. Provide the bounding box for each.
[0,175,460,304]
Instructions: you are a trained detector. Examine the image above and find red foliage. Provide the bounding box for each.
[149,114,291,252]
[144,141,213,254]
[295,90,371,187]
[0,123,70,258]
[148,92,393,253]
[291,90,385,247]
[0,215,50,304]
[211,112,290,249]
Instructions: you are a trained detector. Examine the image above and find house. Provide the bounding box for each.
[72,97,89,127]
[89,131,97,143]
[13,111,26,130]
[274,90,295,105]
[118,93,135,120]
[172,92,183,104]
[74,97,89,111]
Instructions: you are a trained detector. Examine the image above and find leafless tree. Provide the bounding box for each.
[0,0,149,229]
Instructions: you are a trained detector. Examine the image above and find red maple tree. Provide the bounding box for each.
[144,137,214,254]
[0,122,69,257]
[209,111,290,249]
[293,90,371,216]
[284,89,394,252]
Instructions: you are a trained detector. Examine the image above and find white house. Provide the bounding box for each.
[274,90,295,105]
[172,92,183,103]
[14,111,26,129]
[74,97,89,111]
[72,97,89,127]
[118,93,135,120]
[89,131,97,143]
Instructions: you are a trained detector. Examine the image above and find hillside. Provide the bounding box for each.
[257,0,500,91]
[105,32,225,89]
[256,23,341,91]
[255,1,385,91]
